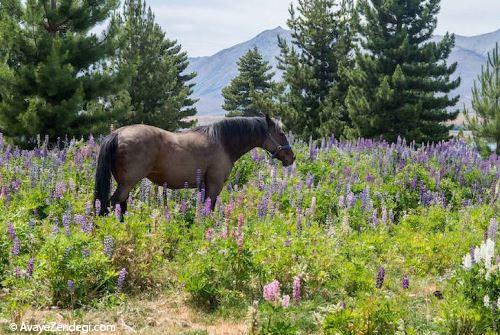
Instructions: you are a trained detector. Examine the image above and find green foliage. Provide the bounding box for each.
[116,0,197,130]
[38,232,116,307]
[223,48,277,117]
[346,0,460,143]
[0,232,8,285]
[0,0,124,147]
[323,297,414,335]
[180,235,259,311]
[466,43,500,155]
[278,0,357,139]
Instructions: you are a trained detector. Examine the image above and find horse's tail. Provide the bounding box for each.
[94,132,118,216]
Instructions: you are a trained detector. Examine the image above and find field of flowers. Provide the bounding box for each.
[0,133,499,334]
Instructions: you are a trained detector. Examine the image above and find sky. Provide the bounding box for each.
[147,0,500,57]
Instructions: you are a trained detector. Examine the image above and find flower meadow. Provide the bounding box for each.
[0,133,499,334]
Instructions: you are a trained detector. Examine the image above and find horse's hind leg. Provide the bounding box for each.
[111,184,132,221]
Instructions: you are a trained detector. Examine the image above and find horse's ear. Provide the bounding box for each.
[265,113,274,128]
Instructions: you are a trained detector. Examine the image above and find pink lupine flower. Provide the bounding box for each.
[282,295,290,308]
[292,276,301,303]
[205,228,214,242]
[263,280,280,302]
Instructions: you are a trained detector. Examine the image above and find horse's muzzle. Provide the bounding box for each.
[282,153,295,167]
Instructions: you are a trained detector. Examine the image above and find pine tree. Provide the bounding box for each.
[277,0,357,139]
[466,43,500,155]
[0,0,123,147]
[117,0,197,130]
[222,48,276,117]
[346,0,460,143]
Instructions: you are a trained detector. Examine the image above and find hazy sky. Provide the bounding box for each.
[147,0,500,57]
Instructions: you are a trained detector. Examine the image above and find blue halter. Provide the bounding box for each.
[267,133,292,159]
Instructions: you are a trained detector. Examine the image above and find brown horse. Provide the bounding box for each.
[94,115,295,217]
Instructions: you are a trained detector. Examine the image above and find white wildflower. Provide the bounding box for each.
[474,246,481,263]
[462,254,472,270]
[483,239,495,270]
[483,295,490,308]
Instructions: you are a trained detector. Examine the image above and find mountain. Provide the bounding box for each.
[187,27,292,115]
[187,27,500,116]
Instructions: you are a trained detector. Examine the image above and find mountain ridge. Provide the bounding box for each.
[187,27,500,116]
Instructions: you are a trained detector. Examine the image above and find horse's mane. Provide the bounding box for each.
[193,117,270,159]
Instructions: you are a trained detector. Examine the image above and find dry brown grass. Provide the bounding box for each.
[2,292,248,335]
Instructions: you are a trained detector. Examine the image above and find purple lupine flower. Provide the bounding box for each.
[115,204,122,220]
[179,199,187,214]
[306,174,314,188]
[338,195,345,208]
[371,211,379,228]
[28,219,35,229]
[258,194,269,218]
[381,207,388,225]
[117,268,127,291]
[7,223,15,240]
[340,300,346,309]
[68,280,75,294]
[410,176,417,190]
[204,198,212,216]
[54,182,66,199]
[282,295,290,308]
[360,187,370,210]
[94,199,101,216]
[75,215,91,233]
[14,266,22,278]
[52,218,60,235]
[82,249,90,258]
[164,204,171,221]
[26,258,35,277]
[62,213,71,237]
[488,218,497,242]
[103,236,114,258]
[375,267,385,289]
[11,237,20,256]
[85,201,93,216]
[292,276,301,303]
[366,173,375,183]
[263,280,281,302]
[296,214,303,236]
[402,274,409,289]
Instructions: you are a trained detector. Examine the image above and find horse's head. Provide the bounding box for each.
[263,114,295,167]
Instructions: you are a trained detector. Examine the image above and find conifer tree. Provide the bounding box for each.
[0,0,123,147]
[278,0,357,139]
[117,0,197,130]
[222,48,276,117]
[346,0,460,143]
[466,43,500,155]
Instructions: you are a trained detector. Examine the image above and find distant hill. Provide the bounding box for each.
[187,27,500,116]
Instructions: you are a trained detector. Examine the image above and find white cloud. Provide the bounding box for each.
[147,0,500,57]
